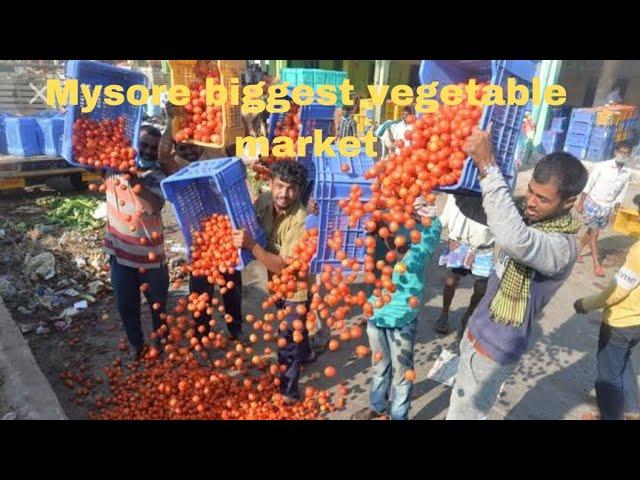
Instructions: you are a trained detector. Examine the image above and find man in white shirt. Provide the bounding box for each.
[576,141,633,276]
[436,194,495,337]
[382,105,415,154]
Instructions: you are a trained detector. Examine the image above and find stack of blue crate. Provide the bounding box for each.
[563,108,596,160]
[541,129,566,154]
[587,125,616,161]
[542,108,570,154]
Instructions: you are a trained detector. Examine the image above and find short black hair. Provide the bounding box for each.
[532,152,588,199]
[402,105,415,114]
[615,141,633,152]
[140,124,161,138]
[633,193,640,208]
[269,160,308,190]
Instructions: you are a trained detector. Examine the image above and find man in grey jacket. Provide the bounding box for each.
[446,126,589,420]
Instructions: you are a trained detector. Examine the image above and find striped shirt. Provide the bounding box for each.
[104,170,166,269]
[337,115,357,139]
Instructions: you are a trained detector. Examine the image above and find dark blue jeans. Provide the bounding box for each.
[276,298,312,400]
[596,322,640,420]
[189,271,243,336]
[109,256,169,351]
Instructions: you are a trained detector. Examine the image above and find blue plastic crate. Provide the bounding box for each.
[586,145,612,162]
[566,120,593,136]
[280,69,347,107]
[5,117,42,157]
[590,125,616,140]
[298,154,317,207]
[588,127,615,151]
[550,106,573,119]
[0,114,7,155]
[36,115,65,157]
[161,157,267,270]
[563,144,587,160]
[419,59,539,195]
[571,108,596,124]
[565,131,590,148]
[62,61,148,170]
[588,136,615,151]
[268,101,336,149]
[550,116,568,131]
[310,149,375,274]
[541,130,566,154]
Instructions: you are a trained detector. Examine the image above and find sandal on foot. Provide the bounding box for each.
[350,407,384,420]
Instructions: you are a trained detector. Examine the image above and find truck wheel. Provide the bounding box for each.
[69,173,88,191]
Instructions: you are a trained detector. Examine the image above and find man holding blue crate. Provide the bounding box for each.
[158,107,246,343]
[446,125,588,420]
[232,160,317,403]
[105,125,171,362]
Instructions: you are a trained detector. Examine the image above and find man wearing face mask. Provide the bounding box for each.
[576,142,633,277]
[104,125,172,361]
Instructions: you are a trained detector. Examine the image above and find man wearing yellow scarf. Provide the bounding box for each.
[446,125,588,420]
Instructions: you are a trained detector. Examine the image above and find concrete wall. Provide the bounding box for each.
[618,61,640,106]
[343,60,373,96]
[388,62,412,87]
[557,60,602,107]
[558,60,640,108]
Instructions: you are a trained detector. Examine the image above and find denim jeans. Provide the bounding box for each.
[275,298,312,400]
[109,256,169,350]
[595,322,640,420]
[189,271,243,336]
[366,318,418,420]
[446,330,518,420]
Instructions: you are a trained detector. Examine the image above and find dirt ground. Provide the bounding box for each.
[0,371,8,418]
[0,176,359,419]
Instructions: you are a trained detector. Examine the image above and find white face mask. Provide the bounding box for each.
[615,155,630,165]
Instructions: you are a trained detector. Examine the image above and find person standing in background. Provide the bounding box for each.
[105,125,171,361]
[336,105,357,139]
[382,105,415,153]
[575,141,633,277]
[574,193,640,420]
[435,194,495,338]
[158,104,245,342]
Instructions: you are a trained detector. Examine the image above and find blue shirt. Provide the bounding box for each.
[369,218,442,328]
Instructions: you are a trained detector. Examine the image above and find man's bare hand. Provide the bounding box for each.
[307,198,319,216]
[165,103,183,119]
[232,229,256,250]
[463,123,495,170]
[609,211,618,226]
